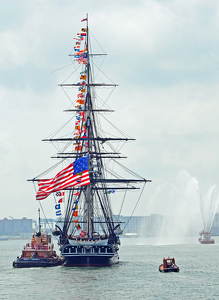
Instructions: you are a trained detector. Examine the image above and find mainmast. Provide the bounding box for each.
[84,14,93,237]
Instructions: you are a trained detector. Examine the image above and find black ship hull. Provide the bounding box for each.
[61,242,119,266]
[13,257,64,268]
[63,253,119,267]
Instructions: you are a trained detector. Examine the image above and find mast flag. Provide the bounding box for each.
[36,155,90,200]
[56,192,65,196]
[81,18,87,22]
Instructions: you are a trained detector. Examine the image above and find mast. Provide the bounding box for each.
[85,14,93,237]
[84,14,114,237]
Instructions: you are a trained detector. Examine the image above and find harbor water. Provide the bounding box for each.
[1,236,219,299]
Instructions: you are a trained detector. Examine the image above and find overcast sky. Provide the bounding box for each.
[1,0,219,220]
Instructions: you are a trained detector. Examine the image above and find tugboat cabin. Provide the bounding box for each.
[21,231,54,258]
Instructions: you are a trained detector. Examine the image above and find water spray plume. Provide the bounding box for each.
[147,170,219,244]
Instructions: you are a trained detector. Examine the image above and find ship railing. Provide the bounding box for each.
[24,244,53,251]
[65,245,114,255]
[69,235,109,242]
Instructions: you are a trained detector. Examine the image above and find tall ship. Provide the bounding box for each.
[28,16,151,266]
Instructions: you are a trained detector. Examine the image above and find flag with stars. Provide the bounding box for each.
[36,155,90,200]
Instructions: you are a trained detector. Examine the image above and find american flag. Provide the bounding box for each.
[36,155,90,200]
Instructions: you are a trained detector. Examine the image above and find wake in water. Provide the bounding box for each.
[146,170,219,243]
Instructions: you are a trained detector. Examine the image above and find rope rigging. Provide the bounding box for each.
[29,19,151,245]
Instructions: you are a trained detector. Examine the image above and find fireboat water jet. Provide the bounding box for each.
[147,170,219,244]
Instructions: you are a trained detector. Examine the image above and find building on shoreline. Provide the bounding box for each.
[210,212,219,235]
[117,214,164,236]
[0,214,164,236]
[0,217,32,237]
[1,212,219,236]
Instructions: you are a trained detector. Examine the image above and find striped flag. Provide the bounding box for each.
[36,155,90,200]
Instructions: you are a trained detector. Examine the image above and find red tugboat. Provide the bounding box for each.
[198,229,215,244]
[159,257,179,273]
[13,209,64,268]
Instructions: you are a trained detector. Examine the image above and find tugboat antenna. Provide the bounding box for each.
[38,208,41,234]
